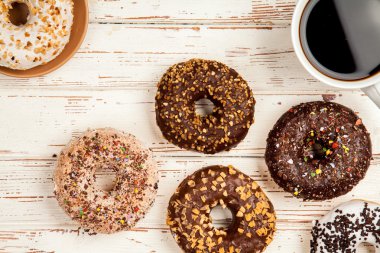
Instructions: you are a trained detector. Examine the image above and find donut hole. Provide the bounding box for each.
[8,2,30,26]
[357,243,376,253]
[210,205,233,230]
[303,130,337,162]
[311,141,329,160]
[195,98,216,117]
[94,166,117,192]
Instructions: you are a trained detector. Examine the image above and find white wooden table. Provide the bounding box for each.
[0,1,379,252]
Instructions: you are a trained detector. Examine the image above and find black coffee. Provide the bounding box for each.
[300,0,380,81]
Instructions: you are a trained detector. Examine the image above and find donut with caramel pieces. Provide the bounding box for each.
[167,165,276,253]
[0,0,74,70]
[155,59,255,154]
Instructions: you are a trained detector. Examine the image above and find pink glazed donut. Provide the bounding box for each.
[54,128,159,233]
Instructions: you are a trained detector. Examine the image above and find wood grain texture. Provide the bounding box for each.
[88,0,294,25]
[0,0,379,252]
[0,25,326,91]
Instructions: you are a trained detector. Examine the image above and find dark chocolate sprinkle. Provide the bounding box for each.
[311,201,380,252]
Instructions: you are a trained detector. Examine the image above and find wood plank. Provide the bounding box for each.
[0,24,333,91]
[89,0,295,25]
[0,89,378,157]
[0,227,310,253]
[0,156,378,252]
[0,156,379,224]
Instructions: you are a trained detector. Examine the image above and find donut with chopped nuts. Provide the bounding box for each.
[54,128,159,234]
[311,200,380,252]
[167,165,276,253]
[155,59,255,154]
[265,101,372,200]
[0,0,73,70]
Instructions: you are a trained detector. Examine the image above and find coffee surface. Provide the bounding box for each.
[300,0,380,81]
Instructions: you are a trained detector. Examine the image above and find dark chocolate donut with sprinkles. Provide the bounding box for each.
[311,200,380,252]
[265,101,372,200]
[167,165,276,253]
[155,59,255,154]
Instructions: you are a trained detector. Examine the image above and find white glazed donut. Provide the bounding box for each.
[311,200,380,253]
[0,0,73,70]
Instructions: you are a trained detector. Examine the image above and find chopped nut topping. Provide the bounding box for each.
[155,59,255,154]
[0,0,74,70]
[167,166,276,252]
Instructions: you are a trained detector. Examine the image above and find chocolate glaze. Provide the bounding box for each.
[167,165,276,253]
[265,101,372,200]
[155,59,255,154]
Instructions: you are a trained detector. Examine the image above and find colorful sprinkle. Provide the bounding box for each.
[342,145,350,154]
[355,119,362,126]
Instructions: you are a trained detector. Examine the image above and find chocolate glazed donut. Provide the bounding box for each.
[265,101,372,200]
[167,165,276,253]
[155,59,255,154]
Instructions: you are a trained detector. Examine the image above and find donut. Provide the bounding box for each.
[155,59,255,154]
[265,101,372,200]
[0,0,74,70]
[167,165,276,253]
[311,200,380,252]
[54,128,159,234]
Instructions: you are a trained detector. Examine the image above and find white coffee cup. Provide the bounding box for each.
[291,0,380,108]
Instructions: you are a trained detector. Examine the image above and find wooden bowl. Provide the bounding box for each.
[0,0,89,78]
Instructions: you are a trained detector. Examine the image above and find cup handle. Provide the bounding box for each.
[362,83,380,108]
